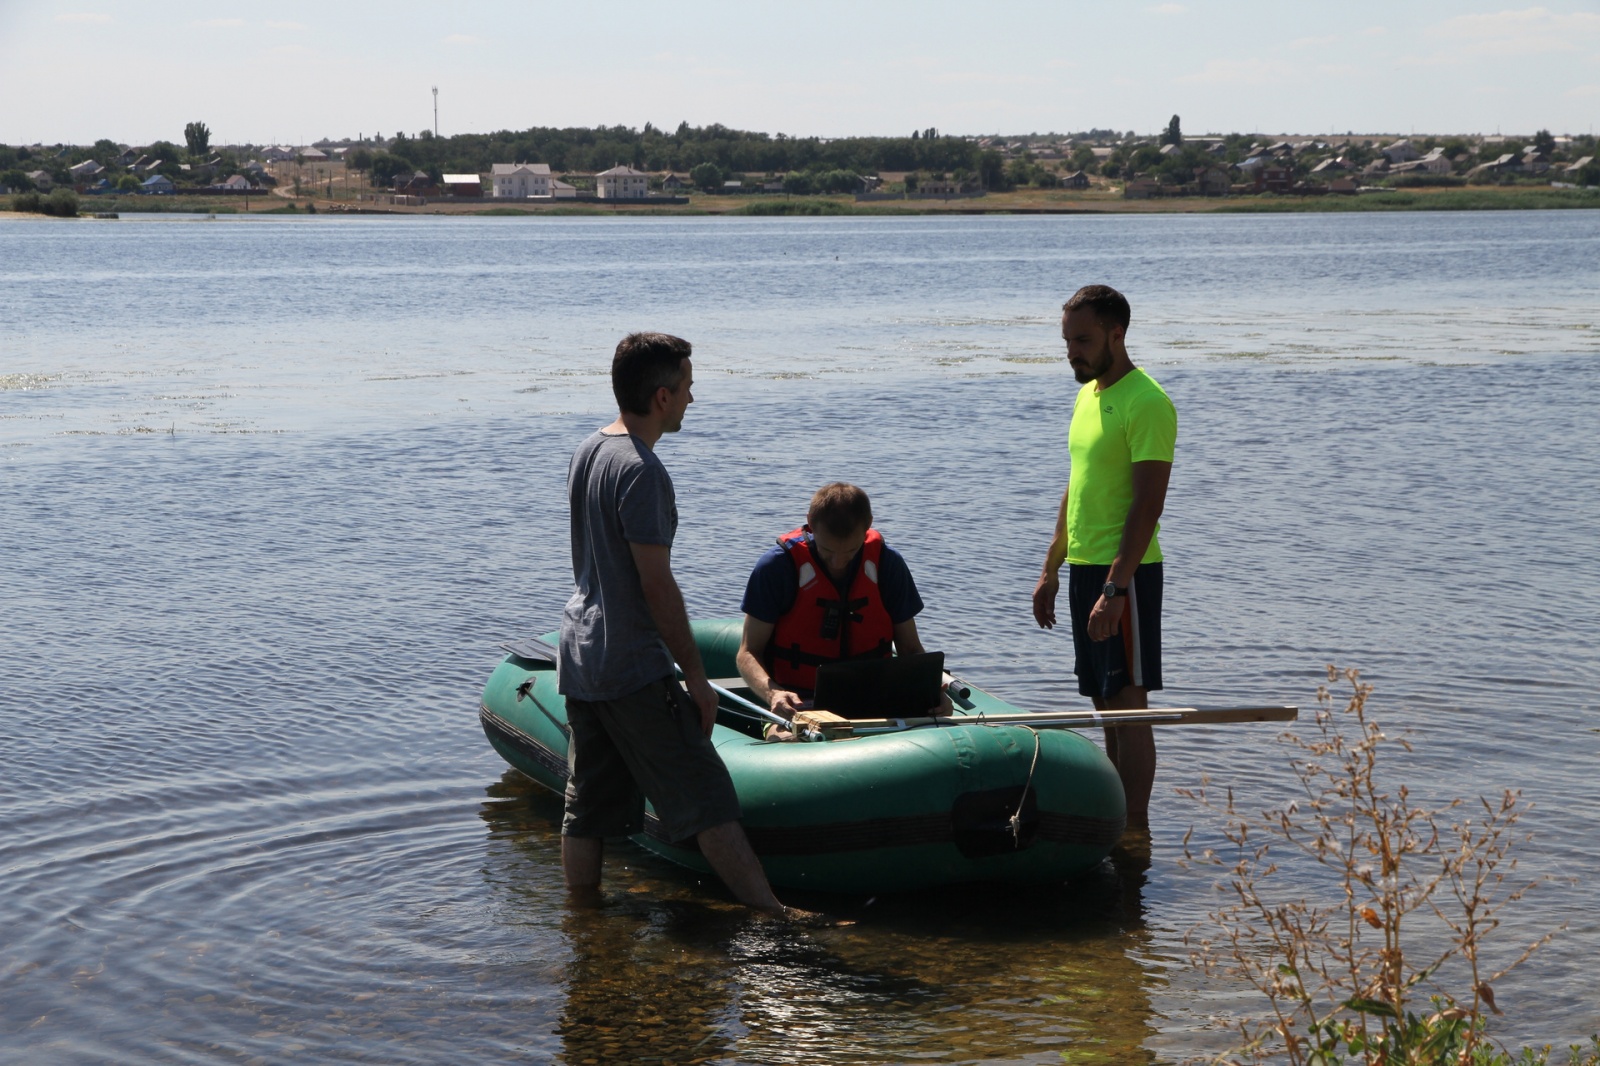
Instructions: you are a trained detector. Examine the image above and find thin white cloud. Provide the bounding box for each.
[884,55,943,73]
[935,69,1051,89]
[443,34,483,45]
[1362,26,1388,36]
[263,43,318,60]
[266,21,307,31]
[1290,34,1341,49]
[639,49,750,83]
[1435,6,1600,37]
[1568,83,1600,97]
[1176,58,1295,86]
[686,62,748,79]
[55,12,111,22]
[194,18,247,28]
[1420,7,1600,60]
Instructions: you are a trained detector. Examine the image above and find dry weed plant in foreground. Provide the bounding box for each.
[1179,667,1595,1065]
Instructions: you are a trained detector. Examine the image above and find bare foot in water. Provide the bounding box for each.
[1111,825,1153,864]
[769,906,855,927]
[565,885,605,910]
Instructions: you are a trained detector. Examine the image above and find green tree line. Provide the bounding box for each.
[355,122,993,183]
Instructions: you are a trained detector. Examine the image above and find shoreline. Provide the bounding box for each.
[6,184,1596,221]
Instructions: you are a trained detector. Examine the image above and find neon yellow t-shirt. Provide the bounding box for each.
[1066,368,1177,566]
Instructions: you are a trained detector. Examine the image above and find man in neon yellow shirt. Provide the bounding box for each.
[1032,285,1176,831]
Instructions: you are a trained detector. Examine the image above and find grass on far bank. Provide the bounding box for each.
[471,196,869,216]
[63,195,261,214]
[1220,185,1600,213]
[733,198,860,215]
[471,205,697,216]
[21,183,1595,221]
[712,184,1600,216]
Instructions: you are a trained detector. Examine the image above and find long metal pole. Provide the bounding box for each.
[839,705,1298,737]
[668,663,793,731]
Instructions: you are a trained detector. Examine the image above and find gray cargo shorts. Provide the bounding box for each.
[562,675,742,844]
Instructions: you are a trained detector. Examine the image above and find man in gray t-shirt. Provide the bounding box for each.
[555,332,806,921]
[558,430,678,700]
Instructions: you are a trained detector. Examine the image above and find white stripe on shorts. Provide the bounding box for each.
[1126,572,1143,689]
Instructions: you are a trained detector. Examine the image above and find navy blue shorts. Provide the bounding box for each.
[1067,563,1164,701]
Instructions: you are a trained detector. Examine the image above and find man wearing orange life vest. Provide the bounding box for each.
[735,482,948,730]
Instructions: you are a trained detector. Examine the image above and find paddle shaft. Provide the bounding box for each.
[506,640,789,730]
[670,665,806,735]
[709,680,793,729]
[807,705,1299,739]
[669,653,1292,741]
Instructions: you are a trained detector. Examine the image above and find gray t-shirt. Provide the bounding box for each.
[558,430,678,701]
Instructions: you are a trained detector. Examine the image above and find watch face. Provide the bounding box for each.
[1102,581,1117,599]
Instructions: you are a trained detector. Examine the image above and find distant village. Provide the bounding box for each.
[943,128,1597,198]
[4,125,1596,209]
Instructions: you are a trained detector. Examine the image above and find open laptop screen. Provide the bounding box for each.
[811,652,945,719]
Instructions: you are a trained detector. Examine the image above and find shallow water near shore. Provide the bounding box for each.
[3,211,1599,1063]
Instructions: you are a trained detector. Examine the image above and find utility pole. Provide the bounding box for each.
[432,86,439,136]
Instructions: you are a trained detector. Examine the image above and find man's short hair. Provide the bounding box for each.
[612,332,692,416]
[1063,285,1132,333]
[808,482,873,539]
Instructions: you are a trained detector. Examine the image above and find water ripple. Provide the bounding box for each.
[3,213,1599,1062]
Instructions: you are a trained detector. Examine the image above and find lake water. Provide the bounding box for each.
[3,211,1598,1064]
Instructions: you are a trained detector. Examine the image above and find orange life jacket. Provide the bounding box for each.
[767,525,895,691]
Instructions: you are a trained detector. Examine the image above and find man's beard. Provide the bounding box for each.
[1072,342,1114,384]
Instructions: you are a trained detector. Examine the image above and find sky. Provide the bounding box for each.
[2,0,1597,146]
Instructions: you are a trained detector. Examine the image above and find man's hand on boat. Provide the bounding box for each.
[759,687,805,742]
[768,686,806,720]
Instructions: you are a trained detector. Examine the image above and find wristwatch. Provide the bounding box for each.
[1102,580,1128,600]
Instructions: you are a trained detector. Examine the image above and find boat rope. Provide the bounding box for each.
[1009,726,1042,847]
[517,683,571,740]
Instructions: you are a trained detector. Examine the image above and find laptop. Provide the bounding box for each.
[810,652,946,719]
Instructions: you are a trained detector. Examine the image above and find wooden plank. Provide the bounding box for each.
[792,709,852,737]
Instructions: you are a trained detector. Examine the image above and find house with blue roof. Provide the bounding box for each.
[140,173,176,195]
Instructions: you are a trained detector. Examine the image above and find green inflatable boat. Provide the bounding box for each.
[479,618,1126,894]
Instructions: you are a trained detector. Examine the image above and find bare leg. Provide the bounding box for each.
[695,820,790,917]
[1096,684,1155,829]
[562,835,604,898]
